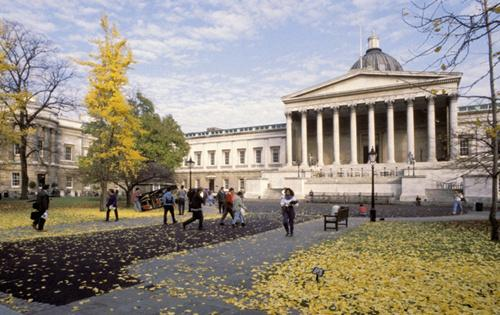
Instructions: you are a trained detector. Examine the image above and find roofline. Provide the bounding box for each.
[281,69,463,102]
[185,123,286,139]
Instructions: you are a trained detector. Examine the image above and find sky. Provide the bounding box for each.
[0,0,495,132]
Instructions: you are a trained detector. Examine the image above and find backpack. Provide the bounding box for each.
[164,193,173,204]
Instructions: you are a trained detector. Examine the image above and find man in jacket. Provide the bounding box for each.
[33,184,50,231]
[162,187,177,224]
[219,187,235,225]
[183,187,205,230]
[216,187,225,214]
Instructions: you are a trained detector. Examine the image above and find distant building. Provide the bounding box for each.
[176,35,499,205]
[0,109,92,197]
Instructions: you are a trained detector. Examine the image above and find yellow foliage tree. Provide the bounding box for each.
[79,16,144,209]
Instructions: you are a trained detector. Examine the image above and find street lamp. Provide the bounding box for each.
[186,157,195,189]
[407,152,416,176]
[293,159,301,178]
[368,147,377,222]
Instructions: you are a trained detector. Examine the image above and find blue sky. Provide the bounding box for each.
[0,0,494,132]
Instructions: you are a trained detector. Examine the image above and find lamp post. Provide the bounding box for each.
[368,147,377,222]
[186,157,195,190]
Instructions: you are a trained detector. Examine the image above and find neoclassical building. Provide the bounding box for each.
[176,35,497,204]
[0,109,92,197]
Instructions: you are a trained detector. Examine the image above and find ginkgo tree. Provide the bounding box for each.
[79,16,144,210]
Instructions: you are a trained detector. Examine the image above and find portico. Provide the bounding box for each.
[283,35,461,168]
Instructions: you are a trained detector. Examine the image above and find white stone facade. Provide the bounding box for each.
[0,109,92,197]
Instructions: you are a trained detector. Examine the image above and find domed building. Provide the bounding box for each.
[177,35,494,206]
[350,34,404,72]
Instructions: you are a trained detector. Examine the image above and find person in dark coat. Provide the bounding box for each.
[216,187,225,214]
[33,184,50,231]
[280,188,298,237]
[183,187,205,230]
[105,189,118,222]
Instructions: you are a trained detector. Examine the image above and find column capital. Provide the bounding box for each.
[448,92,459,100]
[405,97,415,105]
[425,94,436,103]
[386,100,394,109]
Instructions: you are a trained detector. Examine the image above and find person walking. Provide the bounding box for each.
[177,185,186,215]
[33,184,50,231]
[132,187,142,212]
[219,187,235,225]
[162,187,177,224]
[216,187,225,214]
[232,191,248,227]
[280,188,298,237]
[105,189,118,222]
[452,192,463,215]
[183,187,205,230]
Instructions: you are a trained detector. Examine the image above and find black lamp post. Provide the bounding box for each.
[368,147,377,222]
[186,157,195,190]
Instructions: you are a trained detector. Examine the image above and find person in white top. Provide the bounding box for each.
[280,188,299,237]
[452,192,463,215]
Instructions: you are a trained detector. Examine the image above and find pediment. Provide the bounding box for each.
[282,70,461,103]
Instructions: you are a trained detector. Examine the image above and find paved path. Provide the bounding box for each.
[27,217,367,315]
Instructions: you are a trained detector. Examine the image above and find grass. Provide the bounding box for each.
[0,197,165,230]
[230,221,500,314]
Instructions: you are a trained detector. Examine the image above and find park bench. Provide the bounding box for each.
[324,206,349,231]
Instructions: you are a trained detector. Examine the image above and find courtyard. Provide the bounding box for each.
[0,198,498,314]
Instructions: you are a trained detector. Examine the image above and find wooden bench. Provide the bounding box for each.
[324,207,349,231]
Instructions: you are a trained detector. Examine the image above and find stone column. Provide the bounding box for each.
[301,110,308,166]
[406,98,415,159]
[449,94,458,160]
[350,105,358,164]
[368,102,375,152]
[286,112,293,166]
[386,100,395,163]
[316,109,324,166]
[427,96,437,162]
[333,107,340,165]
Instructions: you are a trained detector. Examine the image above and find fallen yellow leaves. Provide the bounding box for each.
[231,221,500,314]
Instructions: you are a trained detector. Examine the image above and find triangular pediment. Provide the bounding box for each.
[282,70,461,103]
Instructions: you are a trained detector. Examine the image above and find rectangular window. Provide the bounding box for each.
[14,144,20,155]
[223,150,230,165]
[239,149,246,164]
[459,138,469,156]
[209,151,215,166]
[223,179,229,189]
[38,140,44,158]
[271,147,280,163]
[195,179,200,188]
[64,145,73,161]
[239,178,245,191]
[195,152,201,166]
[255,148,262,164]
[66,176,73,188]
[11,172,20,187]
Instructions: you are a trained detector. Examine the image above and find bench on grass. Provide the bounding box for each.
[324,206,349,231]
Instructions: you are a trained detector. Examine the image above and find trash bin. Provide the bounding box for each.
[475,202,483,212]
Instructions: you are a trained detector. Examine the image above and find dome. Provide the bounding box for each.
[351,34,403,71]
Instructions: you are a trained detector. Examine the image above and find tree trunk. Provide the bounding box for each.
[19,135,29,200]
[484,0,498,241]
[100,181,107,211]
[126,187,133,208]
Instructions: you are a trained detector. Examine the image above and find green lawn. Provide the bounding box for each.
[0,197,164,230]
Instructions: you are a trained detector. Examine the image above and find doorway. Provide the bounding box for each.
[37,174,46,187]
[208,179,215,192]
